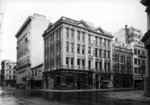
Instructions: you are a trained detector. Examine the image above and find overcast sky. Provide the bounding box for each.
[1,0,147,61]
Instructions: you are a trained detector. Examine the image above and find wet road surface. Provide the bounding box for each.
[0,87,150,105]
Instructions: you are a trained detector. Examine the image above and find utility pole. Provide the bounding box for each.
[0,0,7,69]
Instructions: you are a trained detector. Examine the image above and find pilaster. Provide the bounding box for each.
[61,25,66,68]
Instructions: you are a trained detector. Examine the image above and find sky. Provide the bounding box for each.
[0,0,147,61]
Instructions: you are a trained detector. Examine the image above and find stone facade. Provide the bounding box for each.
[43,16,114,89]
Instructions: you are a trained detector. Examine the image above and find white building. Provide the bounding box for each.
[15,13,49,89]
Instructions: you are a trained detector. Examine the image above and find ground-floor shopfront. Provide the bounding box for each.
[4,80,16,87]
[43,69,93,89]
[94,72,113,89]
[113,74,133,88]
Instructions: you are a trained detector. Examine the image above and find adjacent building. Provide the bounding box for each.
[141,0,150,97]
[42,16,113,89]
[114,25,146,89]
[1,60,16,87]
[112,39,133,88]
[15,13,49,89]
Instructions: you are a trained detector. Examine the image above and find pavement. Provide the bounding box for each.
[3,86,150,103]
[104,90,150,103]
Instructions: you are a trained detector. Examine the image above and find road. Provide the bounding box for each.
[0,87,149,105]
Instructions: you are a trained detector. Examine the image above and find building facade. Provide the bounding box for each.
[15,13,49,89]
[1,60,16,87]
[42,16,113,89]
[112,40,133,88]
[141,0,150,97]
[114,25,146,89]
[31,64,43,89]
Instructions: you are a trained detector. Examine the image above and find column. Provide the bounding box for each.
[110,40,113,73]
[144,48,150,96]
[61,25,66,68]
[85,31,88,70]
[74,29,77,69]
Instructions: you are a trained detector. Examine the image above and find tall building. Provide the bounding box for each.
[1,60,16,87]
[15,13,49,89]
[42,16,113,89]
[141,0,150,97]
[112,40,133,88]
[114,25,146,89]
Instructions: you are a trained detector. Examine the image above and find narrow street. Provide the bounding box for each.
[0,87,150,105]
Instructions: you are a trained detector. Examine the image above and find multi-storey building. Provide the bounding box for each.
[112,39,133,88]
[1,60,16,87]
[114,25,146,89]
[42,16,113,89]
[15,13,49,89]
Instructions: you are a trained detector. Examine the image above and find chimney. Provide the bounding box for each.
[125,25,127,29]
[116,38,118,42]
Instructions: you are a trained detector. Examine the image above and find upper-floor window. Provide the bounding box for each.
[82,32,85,42]
[71,29,74,40]
[99,38,102,46]
[88,35,91,44]
[66,42,69,52]
[77,31,80,41]
[71,43,74,53]
[134,48,137,55]
[138,49,140,55]
[134,58,137,64]
[82,45,85,54]
[88,47,91,55]
[66,28,69,38]
[77,44,80,54]
[95,37,98,45]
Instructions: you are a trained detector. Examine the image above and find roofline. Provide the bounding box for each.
[43,19,114,38]
[15,16,32,37]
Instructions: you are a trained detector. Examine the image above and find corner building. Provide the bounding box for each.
[43,16,114,89]
[15,13,49,89]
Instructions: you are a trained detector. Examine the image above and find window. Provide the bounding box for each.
[142,60,145,65]
[108,40,110,48]
[99,49,102,58]
[95,48,98,57]
[88,35,91,44]
[66,28,69,38]
[142,50,145,56]
[71,58,74,68]
[77,44,80,54]
[82,32,85,42]
[82,59,85,69]
[88,60,91,69]
[77,59,80,69]
[82,45,85,54]
[138,49,140,55]
[134,58,137,64]
[138,59,140,65]
[95,37,98,45]
[134,48,137,55]
[56,30,59,40]
[99,62,102,70]
[103,50,106,58]
[66,42,69,52]
[71,29,74,40]
[77,31,80,41]
[99,38,102,46]
[108,51,110,59]
[88,47,91,55]
[66,57,69,68]
[95,61,98,70]
[104,39,106,47]
[71,43,74,53]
